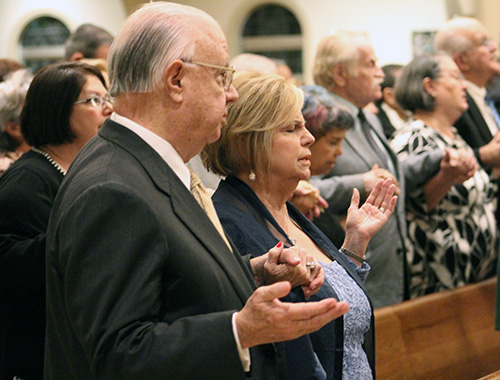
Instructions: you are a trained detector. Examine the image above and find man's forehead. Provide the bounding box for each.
[464,23,488,41]
[358,45,376,61]
[194,27,229,61]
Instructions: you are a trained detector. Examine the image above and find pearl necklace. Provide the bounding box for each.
[32,147,66,176]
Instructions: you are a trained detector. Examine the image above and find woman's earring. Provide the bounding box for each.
[249,171,256,182]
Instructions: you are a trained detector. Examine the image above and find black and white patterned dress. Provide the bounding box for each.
[391,119,498,297]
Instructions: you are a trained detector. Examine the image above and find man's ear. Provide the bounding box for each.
[332,63,348,88]
[453,52,470,72]
[69,52,84,61]
[382,87,393,103]
[163,60,186,103]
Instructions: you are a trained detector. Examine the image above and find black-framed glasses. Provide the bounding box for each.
[183,60,235,91]
[74,95,112,108]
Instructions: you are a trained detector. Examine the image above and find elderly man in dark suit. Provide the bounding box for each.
[434,17,500,224]
[44,3,348,380]
[434,17,500,173]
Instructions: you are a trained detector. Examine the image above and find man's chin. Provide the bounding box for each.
[207,129,222,144]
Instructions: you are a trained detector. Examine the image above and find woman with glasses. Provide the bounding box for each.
[0,61,111,380]
[390,54,498,298]
[203,71,397,380]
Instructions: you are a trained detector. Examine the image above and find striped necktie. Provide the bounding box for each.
[189,169,232,251]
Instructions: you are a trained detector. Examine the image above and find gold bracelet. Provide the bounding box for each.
[340,247,365,263]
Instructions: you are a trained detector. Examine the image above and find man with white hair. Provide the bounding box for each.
[44,2,347,379]
[309,31,442,307]
[434,17,500,174]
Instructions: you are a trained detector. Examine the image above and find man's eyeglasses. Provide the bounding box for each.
[463,37,495,53]
[74,95,112,108]
[183,60,235,91]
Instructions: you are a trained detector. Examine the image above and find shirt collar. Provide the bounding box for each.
[464,80,486,99]
[326,91,358,115]
[110,112,190,189]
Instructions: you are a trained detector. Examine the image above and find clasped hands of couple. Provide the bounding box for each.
[235,178,397,349]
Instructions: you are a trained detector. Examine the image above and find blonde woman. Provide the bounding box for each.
[203,71,397,380]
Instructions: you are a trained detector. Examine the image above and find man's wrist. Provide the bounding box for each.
[232,312,251,372]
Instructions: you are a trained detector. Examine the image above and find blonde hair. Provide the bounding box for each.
[202,71,304,176]
[313,31,371,89]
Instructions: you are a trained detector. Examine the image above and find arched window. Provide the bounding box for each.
[19,16,70,73]
[242,4,302,78]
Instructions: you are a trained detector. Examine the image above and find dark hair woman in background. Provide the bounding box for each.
[0,61,111,380]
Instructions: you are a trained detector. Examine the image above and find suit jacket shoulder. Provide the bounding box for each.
[455,92,493,148]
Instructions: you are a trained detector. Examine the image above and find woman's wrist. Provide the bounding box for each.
[340,246,366,263]
[341,234,368,257]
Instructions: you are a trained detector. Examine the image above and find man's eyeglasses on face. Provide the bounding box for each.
[74,95,112,108]
[183,60,235,91]
[463,37,495,53]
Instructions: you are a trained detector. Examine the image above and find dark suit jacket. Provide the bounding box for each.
[454,91,494,166]
[375,103,396,139]
[44,119,285,380]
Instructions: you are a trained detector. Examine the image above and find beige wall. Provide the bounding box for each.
[0,0,126,61]
[2,0,498,84]
[161,0,448,83]
[477,0,500,42]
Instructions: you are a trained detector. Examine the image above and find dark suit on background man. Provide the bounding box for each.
[455,92,496,165]
[434,17,500,173]
[376,104,396,139]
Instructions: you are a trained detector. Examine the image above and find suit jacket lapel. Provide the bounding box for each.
[99,120,256,303]
[466,91,494,142]
[368,119,400,176]
[169,182,257,300]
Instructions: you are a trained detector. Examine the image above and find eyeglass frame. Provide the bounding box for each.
[182,59,235,91]
[462,37,495,53]
[74,95,112,108]
[438,72,466,82]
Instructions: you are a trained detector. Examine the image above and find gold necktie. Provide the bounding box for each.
[189,169,232,251]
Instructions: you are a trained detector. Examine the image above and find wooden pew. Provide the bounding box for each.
[477,370,500,380]
[374,278,500,380]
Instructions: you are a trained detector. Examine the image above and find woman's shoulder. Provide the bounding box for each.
[0,151,61,190]
[391,119,440,156]
[213,177,278,256]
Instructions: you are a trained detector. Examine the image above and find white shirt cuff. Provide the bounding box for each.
[232,312,251,372]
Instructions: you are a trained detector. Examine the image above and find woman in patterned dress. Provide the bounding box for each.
[391,54,498,298]
[203,71,398,380]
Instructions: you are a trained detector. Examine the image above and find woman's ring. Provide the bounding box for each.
[306,261,317,270]
[379,207,386,213]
